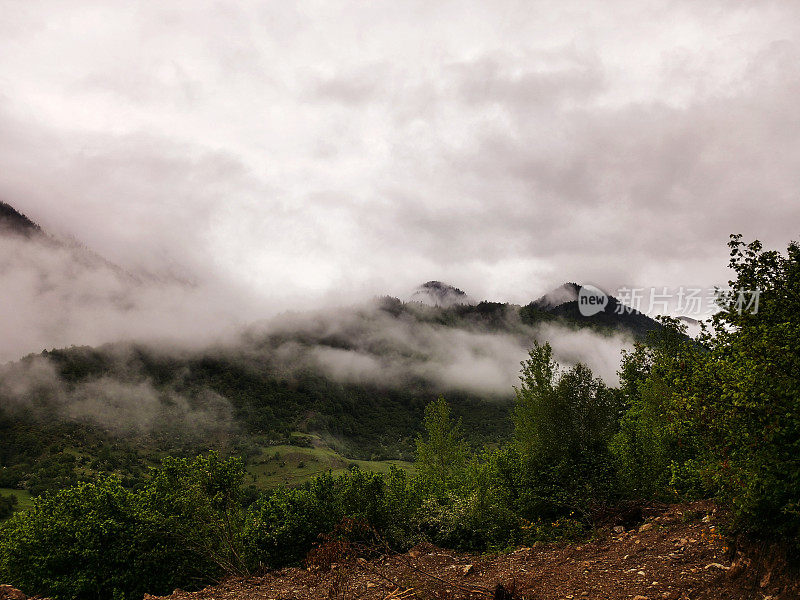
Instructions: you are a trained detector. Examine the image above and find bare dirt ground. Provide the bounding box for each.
[142,502,797,600]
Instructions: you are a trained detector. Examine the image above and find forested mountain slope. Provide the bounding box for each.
[0,201,667,499]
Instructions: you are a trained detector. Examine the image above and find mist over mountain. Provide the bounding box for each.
[0,201,256,363]
[2,6,799,598]
[531,282,581,309]
[533,283,667,341]
[0,201,42,237]
[410,281,473,307]
[0,290,639,463]
[0,199,667,462]
[0,201,662,365]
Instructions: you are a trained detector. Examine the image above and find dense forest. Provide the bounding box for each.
[0,235,798,600]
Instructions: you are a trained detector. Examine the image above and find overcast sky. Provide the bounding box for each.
[1,0,799,307]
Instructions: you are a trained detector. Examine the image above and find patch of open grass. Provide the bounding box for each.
[0,488,33,511]
[244,437,414,489]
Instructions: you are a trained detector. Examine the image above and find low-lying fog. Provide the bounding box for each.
[0,225,632,435]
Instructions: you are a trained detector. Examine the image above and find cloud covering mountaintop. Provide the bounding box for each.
[0,0,797,315]
[0,202,256,362]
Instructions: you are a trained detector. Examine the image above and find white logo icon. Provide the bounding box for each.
[578,284,608,316]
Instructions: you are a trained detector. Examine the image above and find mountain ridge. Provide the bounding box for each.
[0,201,42,237]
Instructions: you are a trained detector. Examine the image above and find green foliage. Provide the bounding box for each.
[513,342,559,459]
[513,342,620,513]
[673,236,800,545]
[245,472,339,568]
[415,445,531,550]
[0,454,249,600]
[0,478,148,600]
[409,355,622,552]
[141,453,250,577]
[415,397,469,492]
[245,465,421,567]
[611,370,676,499]
[610,321,703,500]
[610,235,800,549]
[336,466,418,546]
[515,343,619,463]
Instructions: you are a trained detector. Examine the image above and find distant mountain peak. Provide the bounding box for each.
[0,201,42,237]
[532,282,582,309]
[411,281,472,307]
[525,282,678,340]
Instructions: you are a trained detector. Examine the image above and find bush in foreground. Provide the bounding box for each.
[0,455,245,600]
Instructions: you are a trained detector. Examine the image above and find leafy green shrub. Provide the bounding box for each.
[0,454,250,600]
[668,458,712,500]
[0,465,24,488]
[0,478,153,600]
[412,476,520,550]
[246,465,420,568]
[520,515,587,544]
[337,465,419,548]
[141,452,250,577]
[245,473,340,568]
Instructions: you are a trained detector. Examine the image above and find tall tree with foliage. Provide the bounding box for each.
[513,341,620,515]
[415,397,469,492]
[514,342,618,464]
[673,235,800,544]
[513,341,559,459]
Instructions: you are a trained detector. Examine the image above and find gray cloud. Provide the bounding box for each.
[0,354,235,435]
[0,231,253,362]
[0,0,798,360]
[251,301,631,393]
